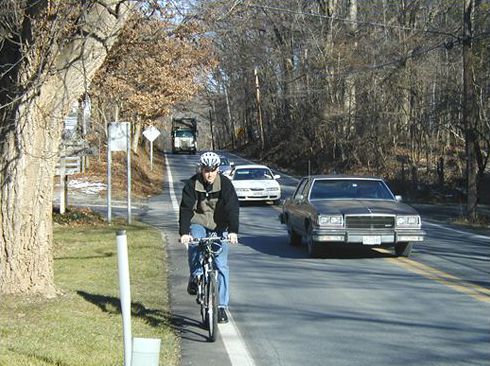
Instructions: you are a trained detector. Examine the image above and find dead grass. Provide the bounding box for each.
[71,147,165,200]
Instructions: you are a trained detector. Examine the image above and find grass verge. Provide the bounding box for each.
[0,220,180,366]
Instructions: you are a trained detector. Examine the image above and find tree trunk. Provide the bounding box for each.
[0,1,133,296]
[463,0,478,220]
[0,96,61,295]
[132,121,141,153]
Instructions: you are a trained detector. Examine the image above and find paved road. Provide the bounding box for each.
[154,152,490,366]
[56,151,490,365]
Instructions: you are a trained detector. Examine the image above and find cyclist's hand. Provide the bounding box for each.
[228,232,238,244]
[180,234,192,245]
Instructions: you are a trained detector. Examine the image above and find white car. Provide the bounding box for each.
[229,164,281,204]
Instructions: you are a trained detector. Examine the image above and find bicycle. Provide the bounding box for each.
[189,235,224,342]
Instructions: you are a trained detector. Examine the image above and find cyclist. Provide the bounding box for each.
[179,151,239,323]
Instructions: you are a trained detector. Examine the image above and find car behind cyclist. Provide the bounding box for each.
[179,151,239,323]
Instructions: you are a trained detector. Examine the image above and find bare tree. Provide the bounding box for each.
[196,0,489,210]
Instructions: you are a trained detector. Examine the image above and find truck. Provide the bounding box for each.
[171,117,198,154]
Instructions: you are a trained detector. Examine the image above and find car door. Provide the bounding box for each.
[295,178,315,236]
[288,178,309,234]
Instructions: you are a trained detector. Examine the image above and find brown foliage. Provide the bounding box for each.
[91,7,217,121]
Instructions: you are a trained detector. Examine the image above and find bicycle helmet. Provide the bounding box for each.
[199,152,221,170]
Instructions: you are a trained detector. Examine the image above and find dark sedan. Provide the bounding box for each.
[279,175,425,258]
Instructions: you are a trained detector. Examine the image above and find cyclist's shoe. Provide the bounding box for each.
[218,308,228,324]
[187,276,198,296]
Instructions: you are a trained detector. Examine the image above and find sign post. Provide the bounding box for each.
[143,126,161,171]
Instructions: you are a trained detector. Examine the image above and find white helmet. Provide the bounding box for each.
[199,152,221,170]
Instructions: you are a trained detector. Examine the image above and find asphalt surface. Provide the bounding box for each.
[54,152,490,366]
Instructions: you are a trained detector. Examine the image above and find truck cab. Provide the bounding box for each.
[171,117,198,154]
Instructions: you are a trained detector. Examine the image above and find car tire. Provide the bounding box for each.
[288,227,301,246]
[395,242,413,257]
[306,230,321,258]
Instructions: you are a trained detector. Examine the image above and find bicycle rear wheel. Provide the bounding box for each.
[205,270,219,342]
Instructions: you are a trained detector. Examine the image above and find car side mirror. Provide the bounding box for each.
[274,174,281,180]
[296,194,304,200]
[395,195,402,201]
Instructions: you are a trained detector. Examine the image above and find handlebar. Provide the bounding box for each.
[189,236,224,256]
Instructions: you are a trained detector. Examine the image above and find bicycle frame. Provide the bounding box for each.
[190,236,223,342]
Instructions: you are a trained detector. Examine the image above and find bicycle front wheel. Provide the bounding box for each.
[205,270,219,342]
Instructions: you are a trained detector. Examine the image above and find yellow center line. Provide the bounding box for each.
[374,248,490,304]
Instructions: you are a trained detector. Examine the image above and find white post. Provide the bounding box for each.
[150,140,153,171]
[107,124,112,223]
[126,123,132,224]
[59,146,66,214]
[117,230,132,366]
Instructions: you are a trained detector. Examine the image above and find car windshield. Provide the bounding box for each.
[233,168,274,180]
[309,179,394,200]
[219,158,230,166]
[175,130,194,138]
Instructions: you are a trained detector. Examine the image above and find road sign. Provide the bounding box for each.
[109,122,130,151]
[143,126,161,142]
[55,156,81,176]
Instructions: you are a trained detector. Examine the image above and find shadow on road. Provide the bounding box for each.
[239,233,394,260]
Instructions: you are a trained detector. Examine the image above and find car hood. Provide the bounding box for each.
[232,180,280,189]
[310,199,418,216]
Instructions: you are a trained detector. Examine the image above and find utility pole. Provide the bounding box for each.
[224,84,236,150]
[254,66,265,153]
[211,100,220,150]
[463,0,478,221]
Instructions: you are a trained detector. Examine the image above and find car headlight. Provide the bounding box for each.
[318,215,343,226]
[396,215,421,228]
[267,187,279,191]
[235,188,248,192]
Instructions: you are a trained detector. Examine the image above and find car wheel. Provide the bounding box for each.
[288,226,301,246]
[395,242,413,257]
[306,230,321,258]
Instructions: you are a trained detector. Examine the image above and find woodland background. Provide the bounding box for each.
[193,0,490,211]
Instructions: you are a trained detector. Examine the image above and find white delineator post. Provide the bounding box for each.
[116,230,132,366]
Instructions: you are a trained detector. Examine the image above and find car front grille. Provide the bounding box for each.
[345,216,395,229]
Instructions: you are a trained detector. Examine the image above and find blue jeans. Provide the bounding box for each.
[188,224,230,308]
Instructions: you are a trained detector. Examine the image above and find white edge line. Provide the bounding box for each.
[219,312,256,366]
[166,152,256,366]
[165,153,180,212]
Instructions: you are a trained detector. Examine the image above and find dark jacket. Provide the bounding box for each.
[179,173,239,235]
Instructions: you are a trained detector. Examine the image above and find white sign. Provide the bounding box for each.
[55,156,81,176]
[143,126,161,142]
[109,122,130,151]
